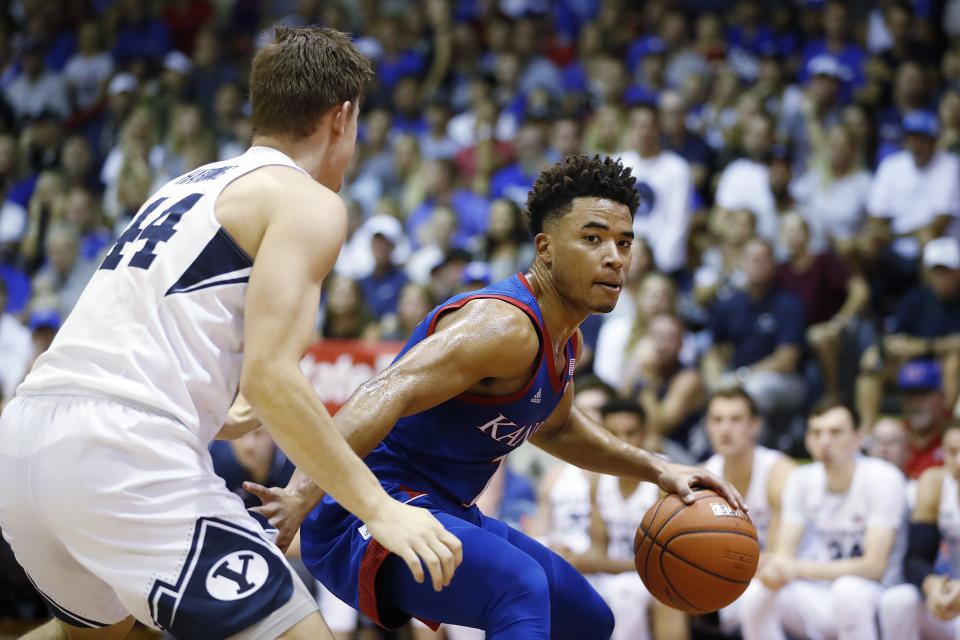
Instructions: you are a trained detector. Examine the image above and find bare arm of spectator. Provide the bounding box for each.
[702,343,733,390]
[831,274,870,325]
[883,333,930,361]
[638,370,704,437]
[748,344,801,376]
[914,214,954,246]
[421,0,453,101]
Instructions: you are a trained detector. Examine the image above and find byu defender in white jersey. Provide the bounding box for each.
[739,402,908,640]
[0,27,460,640]
[880,422,960,640]
[702,388,795,634]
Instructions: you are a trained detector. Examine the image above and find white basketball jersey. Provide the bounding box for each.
[938,472,960,576]
[548,465,593,554]
[596,474,660,562]
[781,456,909,586]
[18,147,309,443]
[704,445,782,550]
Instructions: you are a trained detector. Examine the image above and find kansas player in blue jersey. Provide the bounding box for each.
[247,155,745,639]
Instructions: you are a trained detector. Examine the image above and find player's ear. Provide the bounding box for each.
[332,101,351,136]
[534,232,552,264]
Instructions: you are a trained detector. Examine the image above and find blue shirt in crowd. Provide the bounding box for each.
[709,287,806,369]
[892,287,960,338]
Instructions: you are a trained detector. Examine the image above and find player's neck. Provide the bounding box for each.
[824,459,857,493]
[250,134,332,185]
[523,266,589,352]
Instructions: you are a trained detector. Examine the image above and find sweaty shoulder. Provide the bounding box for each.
[215,164,345,260]
[433,297,542,379]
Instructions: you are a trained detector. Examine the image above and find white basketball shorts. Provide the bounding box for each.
[0,394,318,639]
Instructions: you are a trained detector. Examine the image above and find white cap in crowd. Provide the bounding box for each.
[923,236,960,270]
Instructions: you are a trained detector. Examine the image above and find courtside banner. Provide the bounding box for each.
[301,340,404,413]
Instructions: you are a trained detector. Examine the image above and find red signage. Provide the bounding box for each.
[301,339,404,413]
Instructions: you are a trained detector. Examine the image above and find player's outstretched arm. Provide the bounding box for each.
[528,380,746,511]
[249,299,541,533]
[233,171,460,591]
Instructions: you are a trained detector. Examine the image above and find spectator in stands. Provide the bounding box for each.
[358,215,409,320]
[62,186,109,262]
[59,134,101,195]
[867,110,960,266]
[616,102,693,274]
[4,38,69,125]
[876,60,933,161]
[621,313,705,460]
[30,221,97,316]
[714,112,779,241]
[111,0,172,67]
[798,0,866,99]
[779,54,846,169]
[778,213,870,402]
[659,89,714,201]
[62,21,114,115]
[419,99,459,161]
[320,275,378,341]
[187,26,238,112]
[490,118,555,207]
[405,158,488,249]
[867,417,911,476]
[478,197,534,282]
[790,124,871,257]
[857,238,960,430]
[702,238,806,416]
[582,104,624,157]
[897,360,951,480]
[380,283,435,343]
[595,272,687,392]
[693,207,755,309]
[738,401,908,640]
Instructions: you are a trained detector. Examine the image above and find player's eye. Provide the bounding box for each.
[618,240,633,248]
[584,234,599,242]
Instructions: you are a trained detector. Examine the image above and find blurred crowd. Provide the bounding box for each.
[3,0,960,637]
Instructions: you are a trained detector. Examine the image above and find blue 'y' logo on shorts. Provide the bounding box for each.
[148,517,293,640]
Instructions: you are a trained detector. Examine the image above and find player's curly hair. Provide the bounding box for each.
[524,155,639,237]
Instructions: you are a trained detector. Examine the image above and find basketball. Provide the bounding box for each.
[634,488,759,614]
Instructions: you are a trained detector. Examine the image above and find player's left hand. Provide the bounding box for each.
[655,461,747,512]
[243,482,317,553]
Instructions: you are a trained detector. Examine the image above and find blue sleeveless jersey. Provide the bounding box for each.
[299,274,579,628]
[364,273,577,507]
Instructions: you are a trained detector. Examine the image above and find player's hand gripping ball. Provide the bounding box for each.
[634,488,759,613]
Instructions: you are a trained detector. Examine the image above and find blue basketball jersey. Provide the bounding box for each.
[363,273,577,507]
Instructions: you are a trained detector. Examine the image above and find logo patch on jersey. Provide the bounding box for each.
[148,517,292,640]
[205,551,269,601]
[530,388,542,404]
[568,359,576,376]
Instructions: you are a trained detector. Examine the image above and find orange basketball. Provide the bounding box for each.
[634,488,759,614]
